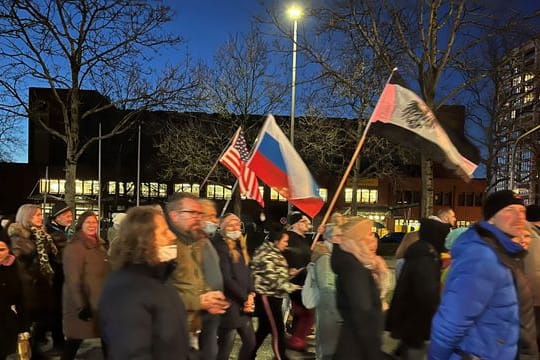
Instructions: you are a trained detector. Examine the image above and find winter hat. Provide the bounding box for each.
[526,205,540,222]
[288,211,306,226]
[51,201,71,218]
[483,190,524,220]
[419,218,450,253]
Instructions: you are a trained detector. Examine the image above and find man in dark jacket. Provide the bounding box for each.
[283,211,313,352]
[44,201,73,353]
[386,217,450,359]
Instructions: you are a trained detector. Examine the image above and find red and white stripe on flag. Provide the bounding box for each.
[219,128,265,207]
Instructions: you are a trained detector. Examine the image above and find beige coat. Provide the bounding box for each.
[524,224,540,307]
[62,232,110,339]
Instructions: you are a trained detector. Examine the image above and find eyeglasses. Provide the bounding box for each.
[175,209,204,217]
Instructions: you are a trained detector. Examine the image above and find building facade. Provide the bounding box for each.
[495,37,540,203]
[0,88,487,233]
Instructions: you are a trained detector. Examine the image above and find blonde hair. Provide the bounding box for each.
[220,213,249,265]
[15,204,41,229]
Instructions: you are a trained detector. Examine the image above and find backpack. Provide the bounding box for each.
[301,262,320,309]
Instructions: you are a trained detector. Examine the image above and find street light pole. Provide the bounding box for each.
[290,17,298,146]
[509,123,540,190]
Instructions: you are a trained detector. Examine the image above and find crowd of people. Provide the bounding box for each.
[1,189,540,360]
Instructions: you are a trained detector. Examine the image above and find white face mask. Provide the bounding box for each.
[157,245,177,262]
[203,221,218,236]
[226,230,242,240]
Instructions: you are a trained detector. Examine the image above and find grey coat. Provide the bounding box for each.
[62,231,110,339]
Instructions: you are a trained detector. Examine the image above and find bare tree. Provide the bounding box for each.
[265,0,539,216]
[0,0,205,208]
[0,112,23,162]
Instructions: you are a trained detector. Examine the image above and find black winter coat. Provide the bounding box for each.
[212,234,254,329]
[98,262,189,360]
[331,244,383,360]
[0,259,26,358]
[385,218,449,346]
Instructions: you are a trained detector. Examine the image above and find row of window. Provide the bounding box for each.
[39,179,484,207]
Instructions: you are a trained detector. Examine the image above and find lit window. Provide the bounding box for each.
[59,180,65,194]
[174,183,200,195]
[126,182,135,196]
[83,181,92,195]
[141,183,150,197]
[206,185,232,200]
[524,72,535,81]
[524,93,534,104]
[149,182,159,197]
[49,179,60,194]
[512,76,521,86]
[39,179,49,194]
[108,181,116,195]
[118,182,125,195]
[240,186,264,200]
[318,188,327,202]
[270,188,287,202]
[159,183,167,198]
[92,181,99,195]
[75,180,83,195]
[344,188,353,203]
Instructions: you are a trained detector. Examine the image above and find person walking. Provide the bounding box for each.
[99,206,189,359]
[212,213,255,360]
[62,211,110,360]
[331,217,383,359]
[8,204,57,358]
[430,190,538,359]
[250,231,300,360]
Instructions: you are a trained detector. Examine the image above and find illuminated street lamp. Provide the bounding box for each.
[287,4,302,146]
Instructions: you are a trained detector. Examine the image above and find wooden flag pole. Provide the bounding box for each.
[310,68,397,249]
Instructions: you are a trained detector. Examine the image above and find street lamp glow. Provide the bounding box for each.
[287,5,302,20]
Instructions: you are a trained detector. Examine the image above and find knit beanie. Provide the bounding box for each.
[526,205,540,222]
[288,211,304,226]
[483,190,524,220]
[50,201,71,218]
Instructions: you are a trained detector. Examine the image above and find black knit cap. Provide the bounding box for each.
[50,201,71,218]
[287,211,304,226]
[483,190,524,220]
[526,205,540,222]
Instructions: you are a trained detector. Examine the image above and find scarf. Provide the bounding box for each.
[30,226,58,279]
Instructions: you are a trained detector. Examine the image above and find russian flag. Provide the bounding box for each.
[247,115,324,218]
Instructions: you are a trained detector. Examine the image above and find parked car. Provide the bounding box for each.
[379,232,406,244]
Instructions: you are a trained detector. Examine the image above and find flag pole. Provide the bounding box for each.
[200,127,241,190]
[310,68,397,249]
[220,180,239,216]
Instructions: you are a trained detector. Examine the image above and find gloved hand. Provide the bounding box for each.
[78,306,92,321]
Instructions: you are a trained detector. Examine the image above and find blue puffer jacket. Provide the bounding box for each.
[429,221,522,360]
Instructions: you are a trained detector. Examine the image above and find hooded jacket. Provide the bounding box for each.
[385,218,449,346]
[429,221,536,360]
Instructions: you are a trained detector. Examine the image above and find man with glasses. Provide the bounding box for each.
[165,192,229,356]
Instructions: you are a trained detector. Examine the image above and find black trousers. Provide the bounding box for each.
[252,294,288,360]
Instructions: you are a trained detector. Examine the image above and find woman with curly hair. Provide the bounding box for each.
[99,206,189,359]
[8,203,58,357]
[62,210,110,360]
[211,213,255,360]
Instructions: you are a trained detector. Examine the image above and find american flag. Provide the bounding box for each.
[220,128,265,207]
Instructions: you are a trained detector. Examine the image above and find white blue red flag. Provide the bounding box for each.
[247,115,324,217]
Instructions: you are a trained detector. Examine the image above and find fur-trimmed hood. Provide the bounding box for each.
[7,222,31,239]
